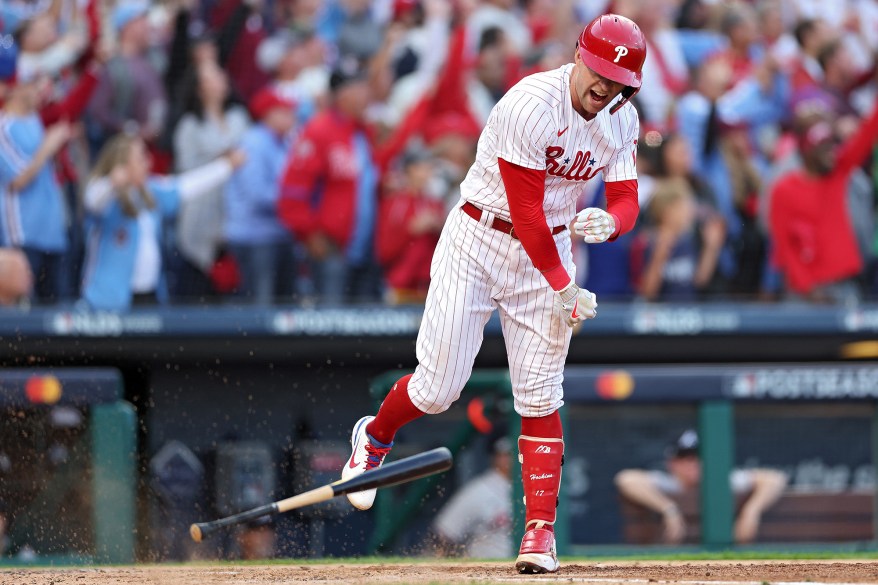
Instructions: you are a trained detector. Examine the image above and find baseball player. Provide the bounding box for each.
[343,14,645,574]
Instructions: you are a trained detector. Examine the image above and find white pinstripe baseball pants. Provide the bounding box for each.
[407,202,574,417]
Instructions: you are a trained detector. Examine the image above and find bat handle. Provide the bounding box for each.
[189,502,278,542]
[190,485,334,542]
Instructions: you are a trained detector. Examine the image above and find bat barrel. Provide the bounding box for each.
[331,446,453,497]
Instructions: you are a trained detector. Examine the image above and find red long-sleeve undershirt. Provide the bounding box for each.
[498,158,639,291]
[605,178,640,238]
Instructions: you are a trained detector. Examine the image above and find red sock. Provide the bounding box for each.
[520,411,564,530]
[521,410,562,439]
[366,374,425,444]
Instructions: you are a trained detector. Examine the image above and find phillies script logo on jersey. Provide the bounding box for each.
[545,146,605,181]
[329,145,361,180]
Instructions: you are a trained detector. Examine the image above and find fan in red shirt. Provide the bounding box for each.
[375,147,445,304]
[769,97,878,301]
[278,50,437,303]
[278,56,382,303]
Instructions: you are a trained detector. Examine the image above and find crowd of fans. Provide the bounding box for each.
[0,0,876,310]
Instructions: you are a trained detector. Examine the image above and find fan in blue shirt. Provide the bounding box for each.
[81,133,244,311]
[0,42,71,302]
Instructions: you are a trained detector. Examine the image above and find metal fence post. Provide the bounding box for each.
[90,401,137,564]
[698,400,734,548]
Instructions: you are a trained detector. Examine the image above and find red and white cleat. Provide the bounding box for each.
[341,415,393,510]
[515,526,560,574]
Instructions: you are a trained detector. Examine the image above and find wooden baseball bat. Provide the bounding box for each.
[190,446,452,542]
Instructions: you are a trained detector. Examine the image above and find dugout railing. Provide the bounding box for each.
[370,363,878,555]
[0,369,136,565]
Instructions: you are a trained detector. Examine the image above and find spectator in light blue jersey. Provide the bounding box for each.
[224,87,298,305]
[80,133,245,311]
[0,41,71,303]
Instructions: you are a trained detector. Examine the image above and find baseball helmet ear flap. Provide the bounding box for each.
[609,85,639,115]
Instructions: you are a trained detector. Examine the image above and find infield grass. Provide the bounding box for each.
[2,547,877,570]
[200,548,878,565]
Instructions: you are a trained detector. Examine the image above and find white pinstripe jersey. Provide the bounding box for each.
[460,63,639,228]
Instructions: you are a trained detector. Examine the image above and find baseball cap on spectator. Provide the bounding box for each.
[249,87,294,120]
[400,143,432,168]
[790,86,839,121]
[719,6,748,36]
[797,119,834,153]
[666,429,699,459]
[422,112,481,145]
[329,55,367,92]
[256,27,314,73]
[113,1,149,34]
[393,0,420,21]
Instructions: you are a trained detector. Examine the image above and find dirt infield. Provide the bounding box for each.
[3,560,878,585]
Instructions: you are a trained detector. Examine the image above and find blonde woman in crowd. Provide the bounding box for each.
[80,133,244,311]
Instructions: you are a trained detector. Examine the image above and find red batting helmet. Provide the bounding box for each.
[578,14,647,114]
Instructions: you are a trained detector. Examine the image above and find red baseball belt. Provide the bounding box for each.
[460,201,567,240]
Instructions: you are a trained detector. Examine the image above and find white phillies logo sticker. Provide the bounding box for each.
[614,46,628,63]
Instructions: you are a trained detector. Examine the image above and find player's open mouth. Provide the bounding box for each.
[589,89,608,105]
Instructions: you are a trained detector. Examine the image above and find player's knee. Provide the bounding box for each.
[409,370,466,414]
[408,383,462,414]
[514,391,564,418]
[411,391,456,415]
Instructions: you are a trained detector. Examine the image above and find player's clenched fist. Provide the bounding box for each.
[573,207,615,244]
[556,283,598,327]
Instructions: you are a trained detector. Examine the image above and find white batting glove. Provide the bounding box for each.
[573,207,616,244]
[556,283,598,327]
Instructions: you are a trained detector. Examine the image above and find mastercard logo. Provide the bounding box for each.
[595,370,634,400]
[25,375,62,404]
